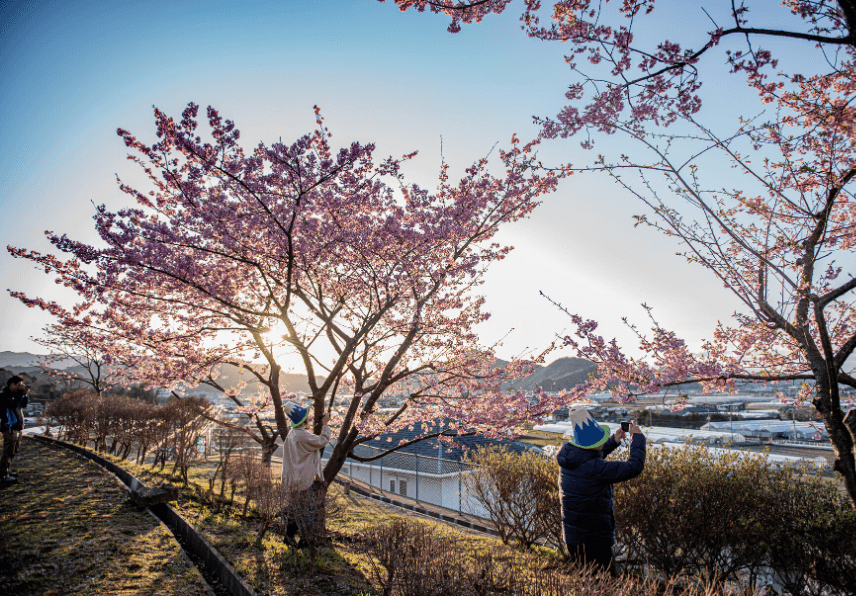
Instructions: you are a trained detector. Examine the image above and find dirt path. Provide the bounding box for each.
[0,437,210,596]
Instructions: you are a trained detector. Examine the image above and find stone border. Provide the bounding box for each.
[335,478,499,537]
[30,435,258,596]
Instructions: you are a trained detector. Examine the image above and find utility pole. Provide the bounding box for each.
[792,408,797,442]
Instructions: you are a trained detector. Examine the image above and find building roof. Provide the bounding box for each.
[353,420,539,463]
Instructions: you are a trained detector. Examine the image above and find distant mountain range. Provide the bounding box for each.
[0,351,597,395]
[0,351,77,369]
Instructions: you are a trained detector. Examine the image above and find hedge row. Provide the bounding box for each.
[45,390,210,484]
[465,443,855,596]
[359,518,758,596]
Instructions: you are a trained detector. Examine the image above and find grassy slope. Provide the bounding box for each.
[91,450,553,596]
[0,437,209,596]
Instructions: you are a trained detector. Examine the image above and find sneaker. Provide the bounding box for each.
[8,471,18,478]
[0,475,17,483]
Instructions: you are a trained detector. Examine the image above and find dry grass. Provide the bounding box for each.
[0,437,208,596]
[86,446,538,595]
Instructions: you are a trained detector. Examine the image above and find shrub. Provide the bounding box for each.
[358,518,758,596]
[463,446,555,549]
[761,475,856,596]
[464,441,854,594]
[45,390,98,445]
[614,443,856,594]
[160,395,210,485]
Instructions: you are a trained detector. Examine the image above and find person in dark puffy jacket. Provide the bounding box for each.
[557,408,645,573]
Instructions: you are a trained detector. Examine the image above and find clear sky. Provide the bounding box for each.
[2,0,786,364]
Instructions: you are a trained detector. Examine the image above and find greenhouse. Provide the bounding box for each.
[533,422,747,445]
[700,420,827,440]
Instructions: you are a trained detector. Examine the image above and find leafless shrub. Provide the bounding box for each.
[615,443,856,594]
[45,390,98,445]
[358,518,759,596]
[161,395,210,485]
[463,446,547,549]
[207,427,245,510]
[359,520,466,596]
[230,453,284,546]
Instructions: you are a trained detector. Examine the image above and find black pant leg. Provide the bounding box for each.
[586,541,615,574]
[566,541,614,574]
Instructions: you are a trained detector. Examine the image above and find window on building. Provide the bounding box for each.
[399,479,407,496]
[390,479,396,493]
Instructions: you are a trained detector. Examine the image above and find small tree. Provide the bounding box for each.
[463,446,545,549]
[45,390,98,445]
[33,323,128,396]
[162,395,211,486]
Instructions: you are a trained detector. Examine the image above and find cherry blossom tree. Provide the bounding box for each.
[32,322,131,396]
[7,103,568,506]
[384,1,856,506]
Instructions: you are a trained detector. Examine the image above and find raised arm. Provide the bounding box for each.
[594,433,646,484]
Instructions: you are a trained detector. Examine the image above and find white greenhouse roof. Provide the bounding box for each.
[533,422,746,444]
[653,442,829,469]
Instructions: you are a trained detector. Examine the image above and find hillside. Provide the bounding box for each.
[0,351,76,369]
[0,352,596,399]
[510,357,598,391]
[209,363,321,395]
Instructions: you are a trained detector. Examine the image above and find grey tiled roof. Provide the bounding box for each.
[355,420,539,462]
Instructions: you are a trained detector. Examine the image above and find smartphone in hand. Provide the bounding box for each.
[620,421,630,432]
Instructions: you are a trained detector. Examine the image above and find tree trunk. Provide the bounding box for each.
[260,436,278,464]
[815,387,856,508]
[322,440,350,486]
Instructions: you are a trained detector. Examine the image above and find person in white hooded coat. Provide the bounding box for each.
[280,402,331,547]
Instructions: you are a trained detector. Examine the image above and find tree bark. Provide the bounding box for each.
[815,387,856,508]
[260,435,278,464]
[323,439,351,486]
[844,408,856,440]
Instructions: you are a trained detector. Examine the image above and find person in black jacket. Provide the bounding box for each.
[1,375,30,483]
[557,408,646,573]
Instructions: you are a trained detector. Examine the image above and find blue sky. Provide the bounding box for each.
[1,0,792,364]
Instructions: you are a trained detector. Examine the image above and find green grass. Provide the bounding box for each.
[30,437,579,595]
[83,444,560,595]
[0,437,208,596]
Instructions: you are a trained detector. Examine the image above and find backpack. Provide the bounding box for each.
[0,406,17,433]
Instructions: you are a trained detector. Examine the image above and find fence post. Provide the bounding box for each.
[380,454,384,493]
[415,452,419,502]
[370,459,373,488]
[458,460,462,514]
